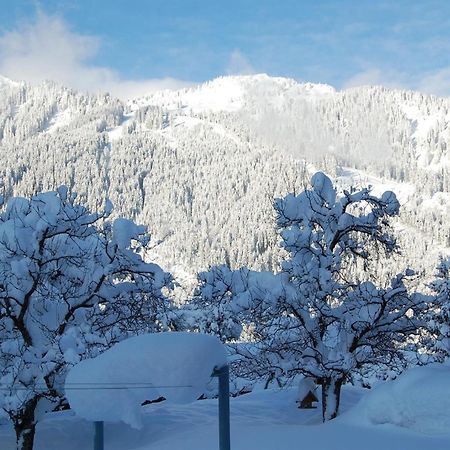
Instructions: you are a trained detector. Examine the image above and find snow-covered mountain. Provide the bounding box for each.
[0,73,448,285]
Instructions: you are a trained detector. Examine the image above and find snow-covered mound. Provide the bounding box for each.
[343,364,450,434]
[65,332,226,428]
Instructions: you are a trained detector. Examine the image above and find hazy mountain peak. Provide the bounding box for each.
[130,73,336,113]
[0,74,20,88]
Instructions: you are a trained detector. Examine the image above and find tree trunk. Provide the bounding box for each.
[14,398,38,450]
[321,377,343,422]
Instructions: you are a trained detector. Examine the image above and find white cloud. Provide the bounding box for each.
[0,12,194,99]
[343,67,450,97]
[105,78,195,99]
[342,68,407,91]
[416,68,450,97]
[226,50,255,76]
[3,12,449,100]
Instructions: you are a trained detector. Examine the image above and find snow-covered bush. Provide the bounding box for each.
[426,257,450,358]
[0,187,175,450]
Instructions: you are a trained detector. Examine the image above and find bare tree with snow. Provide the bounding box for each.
[196,172,429,421]
[0,187,174,450]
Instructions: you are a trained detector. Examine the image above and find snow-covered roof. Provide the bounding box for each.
[297,377,318,401]
[65,332,227,428]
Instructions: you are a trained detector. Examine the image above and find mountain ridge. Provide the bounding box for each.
[0,73,448,288]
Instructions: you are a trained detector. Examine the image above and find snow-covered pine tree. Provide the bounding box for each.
[0,187,175,450]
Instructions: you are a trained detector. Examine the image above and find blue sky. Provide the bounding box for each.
[0,0,449,98]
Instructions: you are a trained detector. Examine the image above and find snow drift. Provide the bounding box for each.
[343,363,450,435]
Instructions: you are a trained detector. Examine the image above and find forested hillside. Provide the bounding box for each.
[0,73,448,285]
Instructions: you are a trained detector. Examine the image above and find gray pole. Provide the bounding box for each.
[94,421,104,450]
[214,365,231,450]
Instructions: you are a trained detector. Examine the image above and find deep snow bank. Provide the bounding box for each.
[342,363,450,434]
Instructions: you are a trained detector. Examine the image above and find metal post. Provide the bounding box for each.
[213,365,230,450]
[94,421,104,450]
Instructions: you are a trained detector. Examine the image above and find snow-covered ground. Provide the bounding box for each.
[2,365,450,449]
[335,167,415,205]
[106,112,135,141]
[44,109,73,134]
